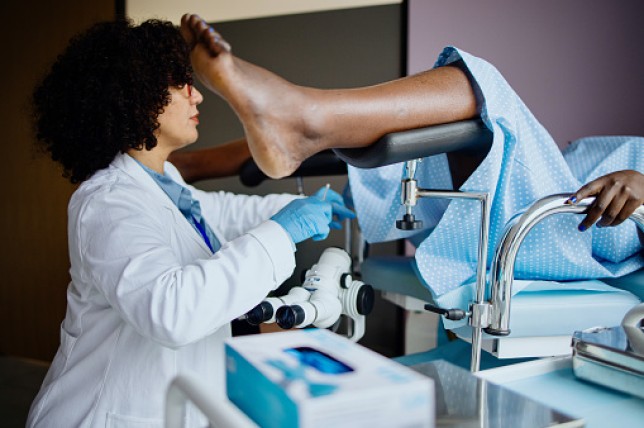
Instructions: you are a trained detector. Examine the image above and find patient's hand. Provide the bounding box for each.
[567,170,644,231]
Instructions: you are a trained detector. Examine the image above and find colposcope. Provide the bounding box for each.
[243,247,374,342]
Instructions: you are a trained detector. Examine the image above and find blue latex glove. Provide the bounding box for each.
[272,186,355,244]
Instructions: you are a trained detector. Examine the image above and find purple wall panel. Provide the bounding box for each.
[408,0,644,147]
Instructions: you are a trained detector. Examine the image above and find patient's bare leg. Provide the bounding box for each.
[181,14,477,179]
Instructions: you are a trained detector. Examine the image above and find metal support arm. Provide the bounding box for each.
[398,159,491,372]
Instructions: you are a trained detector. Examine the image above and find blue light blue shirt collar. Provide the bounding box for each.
[133,158,220,253]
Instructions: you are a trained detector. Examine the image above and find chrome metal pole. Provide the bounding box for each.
[470,195,490,373]
[416,189,490,372]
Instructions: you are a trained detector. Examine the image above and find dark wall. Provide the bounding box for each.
[185,5,405,356]
[191,5,404,181]
[408,0,644,147]
[0,0,115,360]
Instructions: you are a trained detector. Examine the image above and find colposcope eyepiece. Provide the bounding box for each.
[245,301,274,325]
[276,305,306,329]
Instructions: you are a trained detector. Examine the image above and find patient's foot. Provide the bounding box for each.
[180,14,231,55]
[180,14,321,178]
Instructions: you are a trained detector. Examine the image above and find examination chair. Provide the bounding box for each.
[165,123,643,427]
[236,119,643,372]
[331,120,643,372]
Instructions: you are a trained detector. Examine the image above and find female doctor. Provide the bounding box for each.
[27,19,353,427]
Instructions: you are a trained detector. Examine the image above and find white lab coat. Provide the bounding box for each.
[27,153,298,427]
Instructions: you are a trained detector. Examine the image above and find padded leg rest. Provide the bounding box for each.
[361,256,435,311]
[601,268,644,300]
[362,256,642,338]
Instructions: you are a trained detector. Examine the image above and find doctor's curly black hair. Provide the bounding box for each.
[32,19,193,183]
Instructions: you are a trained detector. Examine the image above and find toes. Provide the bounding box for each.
[182,13,232,56]
[201,27,232,54]
[179,14,197,48]
[213,29,232,53]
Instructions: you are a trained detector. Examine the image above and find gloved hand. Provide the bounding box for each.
[272,186,355,244]
[311,185,355,230]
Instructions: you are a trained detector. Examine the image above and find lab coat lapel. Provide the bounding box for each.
[111,153,213,255]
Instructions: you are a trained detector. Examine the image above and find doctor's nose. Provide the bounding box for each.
[191,86,204,105]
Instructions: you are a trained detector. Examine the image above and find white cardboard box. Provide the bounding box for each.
[225,329,434,428]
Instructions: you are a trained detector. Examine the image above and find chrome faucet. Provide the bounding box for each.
[400,183,644,372]
[485,195,644,337]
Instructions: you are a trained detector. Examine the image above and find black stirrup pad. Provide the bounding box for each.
[239,150,347,187]
[333,119,493,169]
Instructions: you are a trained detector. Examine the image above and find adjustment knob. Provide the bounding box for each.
[396,213,423,230]
[340,273,352,289]
[423,303,466,321]
[356,285,375,315]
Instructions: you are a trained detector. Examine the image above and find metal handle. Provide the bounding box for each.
[165,374,257,428]
[622,303,644,355]
[622,303,644,329]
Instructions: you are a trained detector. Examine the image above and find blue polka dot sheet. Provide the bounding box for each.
[348,47,643,312]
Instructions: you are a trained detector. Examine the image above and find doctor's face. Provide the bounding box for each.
[156,84,204,151]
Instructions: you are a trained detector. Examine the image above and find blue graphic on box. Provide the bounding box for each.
[265,346,355,397]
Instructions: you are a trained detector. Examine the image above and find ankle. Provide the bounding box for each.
[297,89,337,150]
